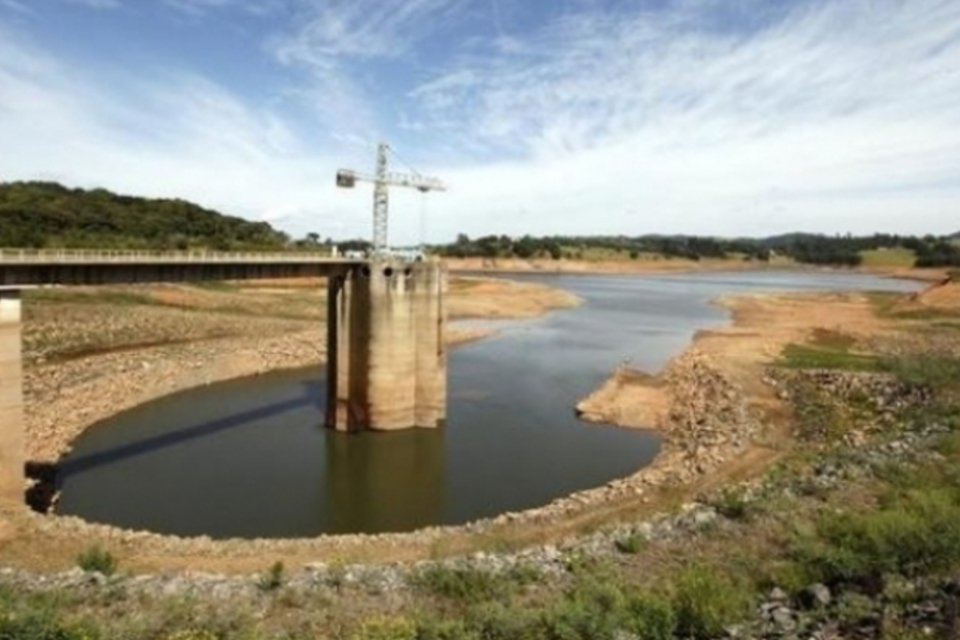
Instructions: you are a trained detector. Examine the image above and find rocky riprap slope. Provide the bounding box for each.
[663,351,759,474]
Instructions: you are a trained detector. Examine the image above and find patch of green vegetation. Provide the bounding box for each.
[351,615,418,640]
[671,565,755,639]
[614,532,649,554]
[709,487,762,521]
[25,287,160,307]
[788,378,852,444]
[789,434,960,589]
[257,562,285,592]
[780,344,883,372]
[779,329,885,372]
[540,578,677,640]
[411,565,534,604]
[406,557,750,640]
[76,545,117,576]
[859,247,916,268]
[0,604,98,640]
[884,354,960,391]
[794,489,960,586]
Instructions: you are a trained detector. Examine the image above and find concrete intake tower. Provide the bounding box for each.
[326,259,447,431]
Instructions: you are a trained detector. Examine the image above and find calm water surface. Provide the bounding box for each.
[56,271,918,537]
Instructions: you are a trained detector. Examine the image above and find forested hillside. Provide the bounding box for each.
[437,232,960,268]
[0,182,289,250]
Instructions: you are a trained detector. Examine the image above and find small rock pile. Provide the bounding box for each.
[663,350,760,475]
[738,578,960,639]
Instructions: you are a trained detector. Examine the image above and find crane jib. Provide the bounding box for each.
[335,143,447,255]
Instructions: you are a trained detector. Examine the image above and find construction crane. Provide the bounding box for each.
[336,142,446,257]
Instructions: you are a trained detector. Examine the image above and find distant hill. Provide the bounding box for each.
[437,231,960,268]
[0,181,289,250]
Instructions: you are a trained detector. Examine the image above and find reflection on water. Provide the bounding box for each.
[326,429,444,533]
[56,271,918,538]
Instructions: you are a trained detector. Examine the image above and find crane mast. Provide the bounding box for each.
[336,142,446,257]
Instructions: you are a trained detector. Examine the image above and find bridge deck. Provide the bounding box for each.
[0,250,360,286]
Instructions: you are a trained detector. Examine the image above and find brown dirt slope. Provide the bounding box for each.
[895,275,960,312]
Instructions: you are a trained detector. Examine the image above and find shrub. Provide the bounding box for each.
[257,561,285,592]
[788,378,848,444]
[414,617,478,640]
[162,631,219,640]
[614,533,648,554]
[413,566,513,604]
[541,579,629,640]
[0,604,99,640]
[671,565,754,639]
[462,604,539,640]
[351,616,417,640]
[886,355,960,391]
[795,488,960,586]
[625,592,676,640]
[76,545,117,576]
[711,488,760,521]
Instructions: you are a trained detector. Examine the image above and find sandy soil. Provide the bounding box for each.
[444,256,757,275]
[894,275,960,313]
[448,276,581,318]
[445,256,949,282]
[581,292,887,428]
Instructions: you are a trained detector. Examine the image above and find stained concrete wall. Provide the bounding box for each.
[0,290,24,505]
[326,260,447,431]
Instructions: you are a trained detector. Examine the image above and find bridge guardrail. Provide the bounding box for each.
[0,249,342,264]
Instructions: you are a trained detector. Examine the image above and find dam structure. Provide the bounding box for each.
[0,250,447,506]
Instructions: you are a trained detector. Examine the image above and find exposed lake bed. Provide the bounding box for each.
[52,271,918,539]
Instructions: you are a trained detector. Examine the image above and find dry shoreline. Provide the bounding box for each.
[445,256,948,282]
[0,274,914,574]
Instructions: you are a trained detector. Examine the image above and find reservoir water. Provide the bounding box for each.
[56,271,919,538]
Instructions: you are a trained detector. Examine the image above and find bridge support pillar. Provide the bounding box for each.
[326,260,447,431]
[0,290,24,505]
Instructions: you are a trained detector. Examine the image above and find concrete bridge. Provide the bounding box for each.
[0,250,448,505]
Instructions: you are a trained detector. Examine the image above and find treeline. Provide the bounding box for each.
[436,232,960,268]
[906,237,960,268]
[0,182,317,251]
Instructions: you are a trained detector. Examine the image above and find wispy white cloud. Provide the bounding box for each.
[0,0,34,15]
[161,0,279,18]
[1,0,959,244]
[266,0,467,154]
[409,0,960,238]
[272,0,462,67]
[62,0,121,9]
[0,26,371,239]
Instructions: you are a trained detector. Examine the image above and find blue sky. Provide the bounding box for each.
[1,0,959,243]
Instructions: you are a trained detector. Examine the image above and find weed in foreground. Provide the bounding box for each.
[257,561,286,592]
[75,545,117,576]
